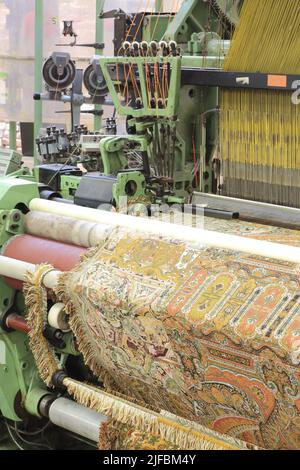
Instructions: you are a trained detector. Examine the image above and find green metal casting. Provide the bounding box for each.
[9,122,17,151]
[99,56,181,118]
[60,175,81,200]
[112,171,150,208]
[0,178,39,210]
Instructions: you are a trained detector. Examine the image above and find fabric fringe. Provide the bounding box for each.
[23,259,252,450]
[56,272,123,392]
[64,378,246,450]
[56,271,155,407]
[23,264,60,387]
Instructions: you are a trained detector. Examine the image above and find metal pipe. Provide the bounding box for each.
[94,0,105,131]
[204,208,239,220]
[34,0,44,164]
[193,192,300,229]
[9,122,17,151]
[29,198,300,264]
[48,397,107,442]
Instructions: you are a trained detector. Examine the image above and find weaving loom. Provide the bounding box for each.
[0,0,300,452]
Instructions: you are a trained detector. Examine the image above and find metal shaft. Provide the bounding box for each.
[9,122,17,151]
[95,0,105,131]
[34,0,44,163]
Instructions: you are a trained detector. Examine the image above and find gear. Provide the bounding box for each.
[210,0,243,28]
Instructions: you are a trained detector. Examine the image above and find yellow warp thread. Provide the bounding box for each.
[221,0,300,206]
[224,0,300,74]
[221,90,299,170]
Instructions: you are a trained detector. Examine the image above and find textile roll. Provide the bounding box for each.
[41,217,300,450]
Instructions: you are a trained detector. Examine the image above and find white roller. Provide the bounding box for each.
[0,256,60,290]
[25,211,113,248]
[49,397,107,442]
[48,303,70,332]
[29,198,300,264]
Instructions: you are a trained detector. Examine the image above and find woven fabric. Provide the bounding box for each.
[24,258,251,450]
[58,219,300,449]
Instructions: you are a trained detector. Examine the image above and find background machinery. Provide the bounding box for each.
[0,0,300,450]
[21,1,243,211]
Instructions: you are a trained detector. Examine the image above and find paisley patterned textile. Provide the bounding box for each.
[60,218,300,450]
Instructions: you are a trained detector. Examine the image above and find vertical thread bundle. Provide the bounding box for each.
[220,0,300,206]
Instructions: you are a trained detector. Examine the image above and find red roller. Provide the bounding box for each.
[6,313,31,334]
[2,234,87,290]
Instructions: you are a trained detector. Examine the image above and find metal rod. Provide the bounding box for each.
[34,0,44,164]
[203,208,239,220]
[94,0,105,131]
[6,313,30,334]
[192,192,300,228]
[9,122,17,151]
[28,198,300,264]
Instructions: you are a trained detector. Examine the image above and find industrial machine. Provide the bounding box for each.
[18,1,245,211]
[0,0,299,450]
[12,0,297,212]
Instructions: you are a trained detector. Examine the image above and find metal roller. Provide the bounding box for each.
[83,58,108,102]
[6,313,31,334]
[25,211,113,248]
[43,52,76,91]
[2,235,86,290]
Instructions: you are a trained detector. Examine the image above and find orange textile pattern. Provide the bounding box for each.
[59,218,300,450]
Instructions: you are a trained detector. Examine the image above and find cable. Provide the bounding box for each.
[15,420,51,437]
[192,133,199,189]
[4,420,24,450]
[46,142,81,187]
[13,423,53,450]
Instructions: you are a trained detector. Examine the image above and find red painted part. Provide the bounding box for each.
[6,313,31,334]
[2,234,87,290]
